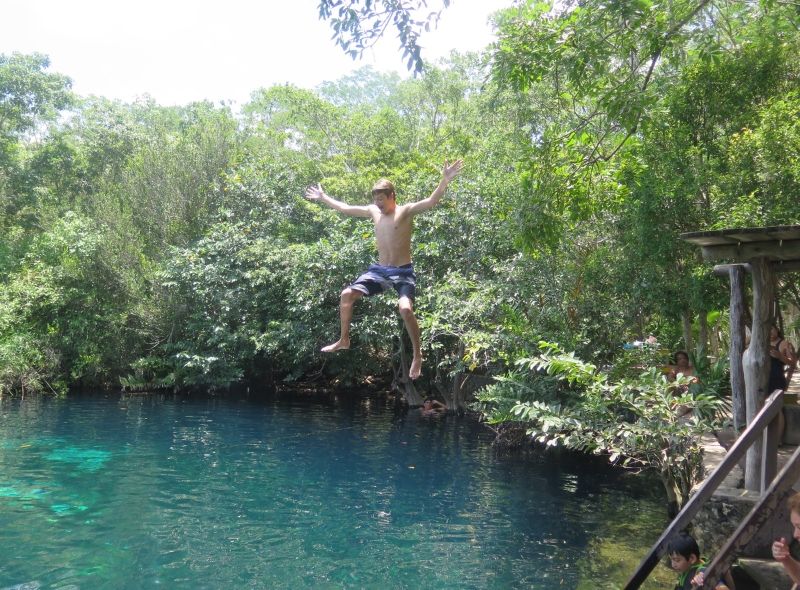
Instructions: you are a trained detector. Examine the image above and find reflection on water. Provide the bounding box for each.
[0,393,673,589]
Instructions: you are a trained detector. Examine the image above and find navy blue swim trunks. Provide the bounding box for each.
[350,263,416,300]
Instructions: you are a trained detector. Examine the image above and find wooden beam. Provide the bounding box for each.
[713,263,751,276]
[700,240,800,263]
[682,225,800,246]
[762,396,781,492]
[713,261,800,275]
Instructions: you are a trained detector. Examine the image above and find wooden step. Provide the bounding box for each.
[737,557,795,589]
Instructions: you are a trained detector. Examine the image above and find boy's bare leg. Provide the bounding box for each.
[322,288,361,352]
[398,296,422,380]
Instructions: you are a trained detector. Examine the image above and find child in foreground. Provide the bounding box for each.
[772,491,800,588]
[668,532,735,590]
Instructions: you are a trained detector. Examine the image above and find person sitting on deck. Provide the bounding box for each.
[667,532,735,590]
[772,491,800,588]
[667,351,699,384]
[666,351,700,419]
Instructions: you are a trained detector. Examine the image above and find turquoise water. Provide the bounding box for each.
[0,393,670,589]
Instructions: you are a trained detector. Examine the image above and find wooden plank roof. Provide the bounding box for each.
[681,225,800,263]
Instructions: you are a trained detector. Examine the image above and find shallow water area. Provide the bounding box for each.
[0,392,673,589]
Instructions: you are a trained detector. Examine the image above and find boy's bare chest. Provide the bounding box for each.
[374,213,411,235]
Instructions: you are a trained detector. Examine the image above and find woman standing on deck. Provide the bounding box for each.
[769,325,796,394]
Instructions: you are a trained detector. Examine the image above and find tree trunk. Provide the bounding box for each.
[709,313,721,359]
[433,350,454,409]
[448,343,467,411]
[451,373,466,412]
[393,331,423,407]
[430,343,473,411]
[662,469,681,519]
[681,310,694,353]
[698,311,709,359]
[743,257,775,492]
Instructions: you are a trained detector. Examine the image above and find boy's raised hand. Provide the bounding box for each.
[443,159,464,183]
[305,184,325,201]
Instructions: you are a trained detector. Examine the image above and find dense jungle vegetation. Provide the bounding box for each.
[2,0,800,504]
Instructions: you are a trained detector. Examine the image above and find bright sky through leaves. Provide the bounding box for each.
[1,0,509,106]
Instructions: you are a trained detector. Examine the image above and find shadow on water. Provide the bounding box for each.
[0,390,674,589]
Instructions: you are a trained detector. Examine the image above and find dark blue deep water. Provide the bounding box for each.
[0,393,673,589]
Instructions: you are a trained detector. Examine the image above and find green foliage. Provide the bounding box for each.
[0,53,73,139]
[606,344,672,383]
[475,342,725,506]
[487,0,800,352]
[715,89,800,227]
[0,330,62,396]
[0,212,142,393]
[689,354,732,422]
[317,0,453,73]
[1,53,73,239]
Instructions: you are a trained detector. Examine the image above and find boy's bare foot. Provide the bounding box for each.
[321,339,350,353]
[410,356,422,380]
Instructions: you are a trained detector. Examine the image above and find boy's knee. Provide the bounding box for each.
[341,288,358,302]
[398,302,414,319]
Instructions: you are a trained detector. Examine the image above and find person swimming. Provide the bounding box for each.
[420,398,446,416]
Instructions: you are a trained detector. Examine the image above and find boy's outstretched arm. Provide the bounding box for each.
[305,184,373,218]
[405,159,464,215]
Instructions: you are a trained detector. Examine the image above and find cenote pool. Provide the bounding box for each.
[0,393,675,589]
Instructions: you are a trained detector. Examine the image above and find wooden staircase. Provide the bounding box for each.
[626,372,800,589]
[733,374,800,589]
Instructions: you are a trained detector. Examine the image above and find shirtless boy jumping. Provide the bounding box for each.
[304,160,463,380]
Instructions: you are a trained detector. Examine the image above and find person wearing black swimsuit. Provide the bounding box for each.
[769,325,794,394]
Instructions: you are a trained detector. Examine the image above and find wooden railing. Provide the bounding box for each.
[701,443,800,588]
[625,389,790,589]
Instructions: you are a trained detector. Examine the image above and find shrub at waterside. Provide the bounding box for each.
[474,342,728,514]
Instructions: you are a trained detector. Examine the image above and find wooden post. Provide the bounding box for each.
[743,257,775,492]
[763,392,782,492]
[729,265,747,432]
